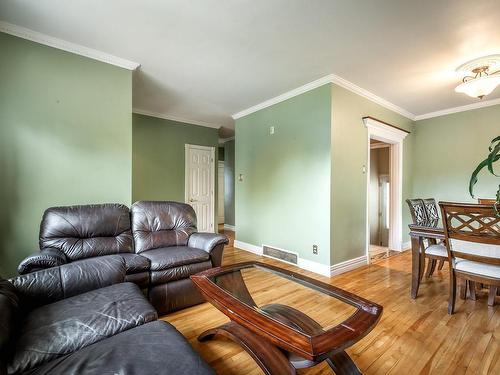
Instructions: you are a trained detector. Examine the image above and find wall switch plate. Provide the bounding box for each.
[238,173,244,182]
[313,245,318,255]
[269,126,275,135]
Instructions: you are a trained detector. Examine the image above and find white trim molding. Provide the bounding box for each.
[364,117,409,258]
[223,224,235,231]
[298,258,331,277]
[133,108,220,129]
[414,97,500,121]
[401,241,411,250]
[232,73,415,120]
[233,240,331,277]
[330,256,368,277]
[0,21,140,70]
[234,240,262,255]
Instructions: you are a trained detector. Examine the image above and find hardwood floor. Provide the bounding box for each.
[162,230,499,374]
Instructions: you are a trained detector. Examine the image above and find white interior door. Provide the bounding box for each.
[218,161,225,224]
[185,144,215,232]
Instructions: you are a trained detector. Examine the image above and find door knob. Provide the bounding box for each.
[189,198,197,202]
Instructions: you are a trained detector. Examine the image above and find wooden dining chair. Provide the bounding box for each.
[478,198,497,205]
[439,202,500,314]
[406,198,448,278]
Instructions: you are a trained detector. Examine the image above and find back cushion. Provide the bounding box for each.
[39,204,133,261]
[0,279,19,374]
[131,201,197,253]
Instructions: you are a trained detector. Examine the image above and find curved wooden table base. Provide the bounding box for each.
[198,320,362,375]
[198,321,295,375]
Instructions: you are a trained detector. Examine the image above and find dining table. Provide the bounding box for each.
[408,219,445,299]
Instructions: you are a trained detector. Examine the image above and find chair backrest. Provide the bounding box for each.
[439,202,500,266]
[478,198,497,205]
[39,204,133,261]
[423,198,440,220]
[406,199,429,224]
[131,201,197,254]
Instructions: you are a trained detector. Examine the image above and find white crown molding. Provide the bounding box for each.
[414,97,500,121]
[329,74,416,120]
[232,74,416,120]
[232,75,334,119]
[330,255,368,277]
[0,21,140,70]
[133,108,221,129]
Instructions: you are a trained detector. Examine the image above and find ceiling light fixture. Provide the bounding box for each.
[455,55,500,99]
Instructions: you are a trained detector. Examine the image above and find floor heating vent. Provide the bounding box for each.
[263,245,298,265]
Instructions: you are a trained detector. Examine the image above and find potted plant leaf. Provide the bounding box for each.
[469,136,500,216]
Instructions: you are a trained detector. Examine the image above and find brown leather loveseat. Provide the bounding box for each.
[18,201,228,314]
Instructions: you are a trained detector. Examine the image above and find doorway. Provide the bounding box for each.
[368,141,394,261]
[364,116,409,263]
[185,144,215,232]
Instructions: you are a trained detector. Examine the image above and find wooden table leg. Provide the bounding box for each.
[326,351,362,375]
[411,235,423,299]
[198,321,296,375]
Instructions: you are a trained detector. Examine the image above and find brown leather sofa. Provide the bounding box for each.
[18,201,228,314]
[1,256,214,374]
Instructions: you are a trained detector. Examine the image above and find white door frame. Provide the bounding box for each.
[184,144,216,232]
[364,117,408,263]
[217,160,225,224]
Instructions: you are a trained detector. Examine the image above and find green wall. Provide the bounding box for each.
[413,105,500,203]
[330,84,414,264]
[0,33,132,277]
[224,140,235,226]
[235,85,332,266]
[132,113,219,222]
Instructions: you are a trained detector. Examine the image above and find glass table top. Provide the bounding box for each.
[209,263,359,334]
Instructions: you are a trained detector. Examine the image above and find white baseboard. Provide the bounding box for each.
[400,241,411,250]
[298,258,331,277]
[233,240,331,277]
[234,240,262,255]
[223,224,236,231]
[330,255,368,277]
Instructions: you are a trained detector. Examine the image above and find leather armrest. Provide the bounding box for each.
[188,233,228,268]
[188,233,228,253]
[17,248,67,275]
[9,255,126,310]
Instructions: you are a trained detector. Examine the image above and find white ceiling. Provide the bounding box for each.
[2,0,500,135]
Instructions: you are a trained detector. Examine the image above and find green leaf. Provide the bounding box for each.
[488,135,500,152]
[469,154,500,198]
[487,142,500,176]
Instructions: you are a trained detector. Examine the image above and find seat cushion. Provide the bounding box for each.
[24,321,214,375]
[120,253,150,272]
[9,282,157,374]
[425,244,447,257]
[150,261,212,284]
[454,259,500,279]
[141,246,210,271]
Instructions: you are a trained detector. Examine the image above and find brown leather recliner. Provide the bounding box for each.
[18,201,228,314]
[131,201,228,314]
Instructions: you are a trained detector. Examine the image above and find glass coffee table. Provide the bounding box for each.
[191,262,382,375]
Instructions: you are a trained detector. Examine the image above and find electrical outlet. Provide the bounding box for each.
[312,245,318,255]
